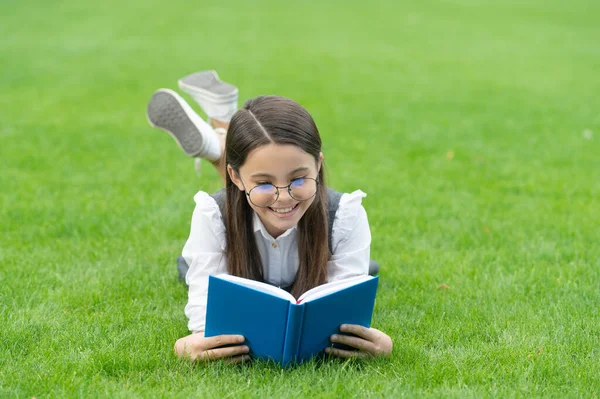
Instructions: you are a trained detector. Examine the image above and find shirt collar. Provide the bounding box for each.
[252,212,297,240]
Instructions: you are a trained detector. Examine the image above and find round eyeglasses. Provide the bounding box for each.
[244,177,319,208]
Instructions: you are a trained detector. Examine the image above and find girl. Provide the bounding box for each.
[147,71,393,363]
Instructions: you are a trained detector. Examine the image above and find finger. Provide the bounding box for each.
[325,347,369,359]
[224,354,252,364]
[339,324,375,340]
[198,345,250,361]
[203,334,245,349]
[330,334,376,353]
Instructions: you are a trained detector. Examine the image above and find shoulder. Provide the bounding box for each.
[337,189,367,210]
[187,190,226,249]
[331,189,369,243]
[334,189,368,224]
[192,190,222,213]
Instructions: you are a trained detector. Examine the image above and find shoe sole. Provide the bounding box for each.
[178,70,238,101]
[146,89,205,157]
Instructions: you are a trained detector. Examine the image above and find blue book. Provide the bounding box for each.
[205,274,379,366]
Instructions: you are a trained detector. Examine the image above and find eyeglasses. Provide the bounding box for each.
[242,177,319,208]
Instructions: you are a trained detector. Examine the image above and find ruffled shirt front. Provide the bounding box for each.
[182,190,371,332]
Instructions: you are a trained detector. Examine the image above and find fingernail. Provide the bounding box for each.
[325,347,330,353]
[243,346,250,352]
[331,334,338,341]
[340,325,347,331]
[238,336,245,343]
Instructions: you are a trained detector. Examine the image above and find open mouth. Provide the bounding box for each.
[268,203,300,217]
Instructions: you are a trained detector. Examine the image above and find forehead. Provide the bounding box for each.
[240,143,317,178]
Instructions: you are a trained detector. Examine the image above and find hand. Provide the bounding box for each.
[174,332,251,363]
[326,324,393,359]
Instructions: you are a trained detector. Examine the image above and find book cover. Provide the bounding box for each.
[204,274,379,366]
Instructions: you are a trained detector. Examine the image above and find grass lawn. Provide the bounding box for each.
[2,0,600,397]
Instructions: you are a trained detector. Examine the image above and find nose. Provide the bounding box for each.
[275,186,294,203]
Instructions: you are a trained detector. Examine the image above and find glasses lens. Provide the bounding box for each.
[249,184,278,207]
[289,178,317,201]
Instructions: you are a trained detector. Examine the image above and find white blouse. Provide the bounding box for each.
[182,189,371,332]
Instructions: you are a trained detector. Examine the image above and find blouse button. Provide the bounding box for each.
[272,242,278,248]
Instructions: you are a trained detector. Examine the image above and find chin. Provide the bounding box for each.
[260,203,308,237]
[266,214,301,234]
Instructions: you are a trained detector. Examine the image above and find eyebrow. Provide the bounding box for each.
[250,167,310,179]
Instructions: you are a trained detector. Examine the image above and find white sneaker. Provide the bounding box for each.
[178,70,238,122]
[146,89,221,161]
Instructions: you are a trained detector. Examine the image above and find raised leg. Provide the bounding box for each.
[146,70,238,183]
[208,119,229,186]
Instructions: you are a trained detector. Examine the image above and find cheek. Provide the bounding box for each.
[298,197,316,215]
[246,198,262,213]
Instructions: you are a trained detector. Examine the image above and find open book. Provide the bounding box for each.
[205,274,379,366]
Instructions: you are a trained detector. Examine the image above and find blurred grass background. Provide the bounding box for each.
[1,0,600,397]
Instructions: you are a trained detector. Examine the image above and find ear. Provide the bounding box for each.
[227,164,246,191]
[317,152,324,172]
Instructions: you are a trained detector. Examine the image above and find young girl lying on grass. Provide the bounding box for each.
[146,71,393,363]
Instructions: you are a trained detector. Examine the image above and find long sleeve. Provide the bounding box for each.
[182,191,227,333]
[327,190,371,282]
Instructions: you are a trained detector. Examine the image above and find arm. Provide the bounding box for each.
[327,191,393,358]
[177,192,248,362]
[327,192,371,281]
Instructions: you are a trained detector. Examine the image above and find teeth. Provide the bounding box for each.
[272,206,293,213]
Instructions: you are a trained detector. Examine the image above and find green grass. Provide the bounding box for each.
[2,0,600,397]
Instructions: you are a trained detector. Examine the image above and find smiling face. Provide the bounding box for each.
[228,143,322,239]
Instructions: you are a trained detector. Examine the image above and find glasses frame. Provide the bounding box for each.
[242,177,319,208]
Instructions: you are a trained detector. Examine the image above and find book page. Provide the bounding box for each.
[214,274,296,303]
[297,275,373,303]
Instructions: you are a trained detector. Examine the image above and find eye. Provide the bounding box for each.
[253,183,275,194]
[290,177,306,188]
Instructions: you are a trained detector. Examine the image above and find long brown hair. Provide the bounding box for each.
[224,95,329,297]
